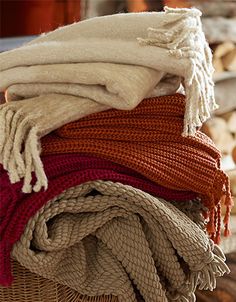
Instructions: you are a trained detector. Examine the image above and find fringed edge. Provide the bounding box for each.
[0,105,48,193]
[167,286,196,302]
[166,224,229,301]
[208,170,234,243]
[137,6,217,136]
[200,159,233,244]
[166,223,229,300]
[223,173,234,237]
[189,240,230,293]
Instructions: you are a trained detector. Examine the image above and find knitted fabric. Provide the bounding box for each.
[0,7,216,194]
[0,153,196,287]
[12,181,229,302]
[41,94,233,241]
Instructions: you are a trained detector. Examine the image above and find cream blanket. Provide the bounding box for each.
[12,181,229,302]
[0,7,216,192]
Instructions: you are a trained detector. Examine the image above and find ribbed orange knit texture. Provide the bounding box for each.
[42,94,233,243]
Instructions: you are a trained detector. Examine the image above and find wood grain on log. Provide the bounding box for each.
[222,49,236,72]
[214,42,235,59]
[233,146,236,164]
[203,117,236,155]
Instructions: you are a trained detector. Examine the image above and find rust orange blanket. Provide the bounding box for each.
[41,94,233,242]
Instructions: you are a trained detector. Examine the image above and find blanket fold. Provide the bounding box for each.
[41,94,233,242]
[0,153,197,287]
[0,7,216,195]
[1,63,165,107]
[11,181,229,302]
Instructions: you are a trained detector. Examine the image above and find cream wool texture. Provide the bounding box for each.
[12,181,229,302]
[0,7,216,192]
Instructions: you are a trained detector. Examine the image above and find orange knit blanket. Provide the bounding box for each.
[42,94,233,242]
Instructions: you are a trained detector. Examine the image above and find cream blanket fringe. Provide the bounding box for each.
[12,181,229,302]
[0,7,216,192]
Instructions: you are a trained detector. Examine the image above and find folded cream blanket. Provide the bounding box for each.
[2,63,167,107]
[0,7,215,129]
[12,181,229,302]
[0,7,216,192]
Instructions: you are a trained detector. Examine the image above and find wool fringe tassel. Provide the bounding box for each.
[223,173,234,237]
[137,6,217,136]
[164,238,229,302]
[0,105,48,193]
[167,286,196,302]
[167,244,229,301]
[206,169,234,243]
[188,240,230,293]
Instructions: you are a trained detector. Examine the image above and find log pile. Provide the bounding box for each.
[193,0,236,18]
[202,113,236,157]
[212,42,236,73]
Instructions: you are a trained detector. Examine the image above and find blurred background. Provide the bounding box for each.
[0,0,235,37]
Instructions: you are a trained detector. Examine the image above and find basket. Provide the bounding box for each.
[0,260,118,302]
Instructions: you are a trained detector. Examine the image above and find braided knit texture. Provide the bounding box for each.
[0,153,196,287]
[41,94,233,240]
[12,181,229,302]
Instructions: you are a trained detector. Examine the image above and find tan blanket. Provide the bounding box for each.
[13,181,229,302]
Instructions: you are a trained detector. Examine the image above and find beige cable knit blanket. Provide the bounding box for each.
[12,181,229,302]
[0,7,216,193]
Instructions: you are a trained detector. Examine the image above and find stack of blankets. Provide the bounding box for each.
[0,7,234,302]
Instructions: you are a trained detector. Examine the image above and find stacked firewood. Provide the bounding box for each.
[202,112,236,157]
[212,42,236,73]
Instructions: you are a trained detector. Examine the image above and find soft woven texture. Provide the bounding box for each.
[0,8,214,133]
[0,7,215,133]
[0,7,216,193]
[41,94,233,241]
[11,181,229,302]
[1,63,172,105]
[0,153,197,287]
